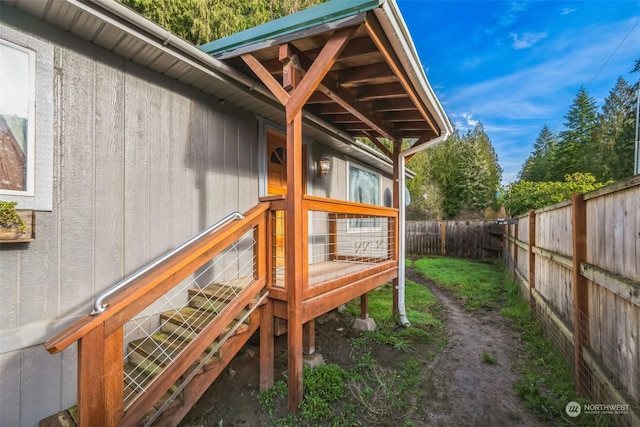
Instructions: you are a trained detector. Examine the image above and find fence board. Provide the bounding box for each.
[406,220,502,259]
[503,178,640,423]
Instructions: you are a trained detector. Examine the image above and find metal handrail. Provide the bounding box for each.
[91,211,245,315]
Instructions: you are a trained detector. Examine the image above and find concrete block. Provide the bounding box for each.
[303,353,325,369]
[352,317,376,332]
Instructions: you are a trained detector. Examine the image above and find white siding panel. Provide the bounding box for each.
[0,249,18,330]
[58,47,96,316]
[93,51,125,295]
[20,346,62,427]
[0,351,21,426]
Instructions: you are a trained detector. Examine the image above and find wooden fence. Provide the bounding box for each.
[503,175,640,425]
[406,220,503,259]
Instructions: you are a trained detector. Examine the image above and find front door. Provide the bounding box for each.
[267,130,286,269]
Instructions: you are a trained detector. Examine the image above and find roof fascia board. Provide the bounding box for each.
[373,0,452,139]
[213,14,366,60]
[200,0,383,57]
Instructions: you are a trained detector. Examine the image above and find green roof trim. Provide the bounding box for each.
[199,0,384,57]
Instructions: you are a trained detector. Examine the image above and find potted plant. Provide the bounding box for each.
[0,201,34,242]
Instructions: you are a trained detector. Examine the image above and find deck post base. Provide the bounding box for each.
[303,353,325,369]
[352,316,376,331]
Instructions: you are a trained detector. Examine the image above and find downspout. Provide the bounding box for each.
[397,132,449,326]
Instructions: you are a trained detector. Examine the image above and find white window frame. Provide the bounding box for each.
[0,26,54,211]
[347,161,381,232]
[0,39,36,197]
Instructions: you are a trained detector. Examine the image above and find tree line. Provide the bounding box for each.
[503,59,639,216]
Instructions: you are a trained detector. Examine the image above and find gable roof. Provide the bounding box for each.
[200,0,451,146]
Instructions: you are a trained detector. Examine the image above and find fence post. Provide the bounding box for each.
[571,194,591,395]
[440,221,446,255]
[513,221,518,277]
[528,210,536,308]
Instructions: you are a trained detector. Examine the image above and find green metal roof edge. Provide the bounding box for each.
[199,0,384,57]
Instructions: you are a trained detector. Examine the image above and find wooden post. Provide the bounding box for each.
[360,293,369,320]
[513,222,518,277]
[260,299,274,390]
[285,112,304,411]
[303,320,315,355]
[77,325,123,427]
[571,194,591,395]
[440,221,446,255]
[528,210,536,308]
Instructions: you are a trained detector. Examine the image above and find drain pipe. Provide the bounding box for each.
[397,133,449,326]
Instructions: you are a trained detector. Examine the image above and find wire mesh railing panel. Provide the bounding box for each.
[308,211,394,285]
[122,230,256,409]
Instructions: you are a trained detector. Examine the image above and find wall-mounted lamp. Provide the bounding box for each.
[318,157,331,177]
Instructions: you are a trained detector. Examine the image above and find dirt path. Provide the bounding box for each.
[181,271,551,426]
[409,268,550,426]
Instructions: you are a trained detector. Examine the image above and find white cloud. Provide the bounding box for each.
[510,32,547,49]
[561,8,575,15]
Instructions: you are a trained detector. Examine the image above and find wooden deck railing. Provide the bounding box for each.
[44,202,270,427]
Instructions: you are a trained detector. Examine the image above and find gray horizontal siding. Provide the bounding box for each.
[1,7,258,426]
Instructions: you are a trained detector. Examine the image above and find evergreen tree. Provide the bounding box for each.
[556,87,599,178]
[121,0,325,45]
[598,76,636,180]
[519,125,558,181]
[428,124,502,219]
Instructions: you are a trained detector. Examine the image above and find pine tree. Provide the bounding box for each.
[519,125,558,181]
[121,0,325,45]
[556,87,599,178]
[598,76,636,180]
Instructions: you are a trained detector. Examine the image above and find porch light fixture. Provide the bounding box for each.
[318,157,331,177]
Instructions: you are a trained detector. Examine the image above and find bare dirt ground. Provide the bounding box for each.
[179,268,551,426]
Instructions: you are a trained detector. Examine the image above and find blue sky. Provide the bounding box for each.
[396,0,640,183]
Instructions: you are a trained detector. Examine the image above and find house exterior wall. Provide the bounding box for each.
[0,6,258,426]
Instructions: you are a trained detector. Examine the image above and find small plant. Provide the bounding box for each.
[255,380,287,415]
[481,353,497,364]
[0,201,26,232]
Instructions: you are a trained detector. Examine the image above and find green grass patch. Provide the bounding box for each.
[481,353,497,365]
[500,275,613,426]
[413,257,503,310]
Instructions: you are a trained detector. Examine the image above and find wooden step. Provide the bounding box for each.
[188,277,253,308]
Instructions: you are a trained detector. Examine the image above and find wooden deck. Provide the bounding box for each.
[272,259,384,288]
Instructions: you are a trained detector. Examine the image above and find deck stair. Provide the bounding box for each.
[121,277,264,426]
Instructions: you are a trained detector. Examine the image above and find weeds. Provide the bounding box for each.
[481,352,497,365]
[413,257,503,310]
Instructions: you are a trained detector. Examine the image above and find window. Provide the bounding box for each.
[0,27,54,211]
[348,163,380,229]
[0,40,35,195]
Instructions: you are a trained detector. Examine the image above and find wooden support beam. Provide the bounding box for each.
[303,320,315,355]
[286,26,358,121]
[363,131,392,158]
[440,221,446,255]
[260,299,274,390]
[286,111,304,412]
[77,325,124,427]
[364,16,439,136]
[571,194,591,395]
[403,132,437,163]
[360,293,369,320]
[241,53,290,105]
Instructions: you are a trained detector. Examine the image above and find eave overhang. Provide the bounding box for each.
[200,0,452,155]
